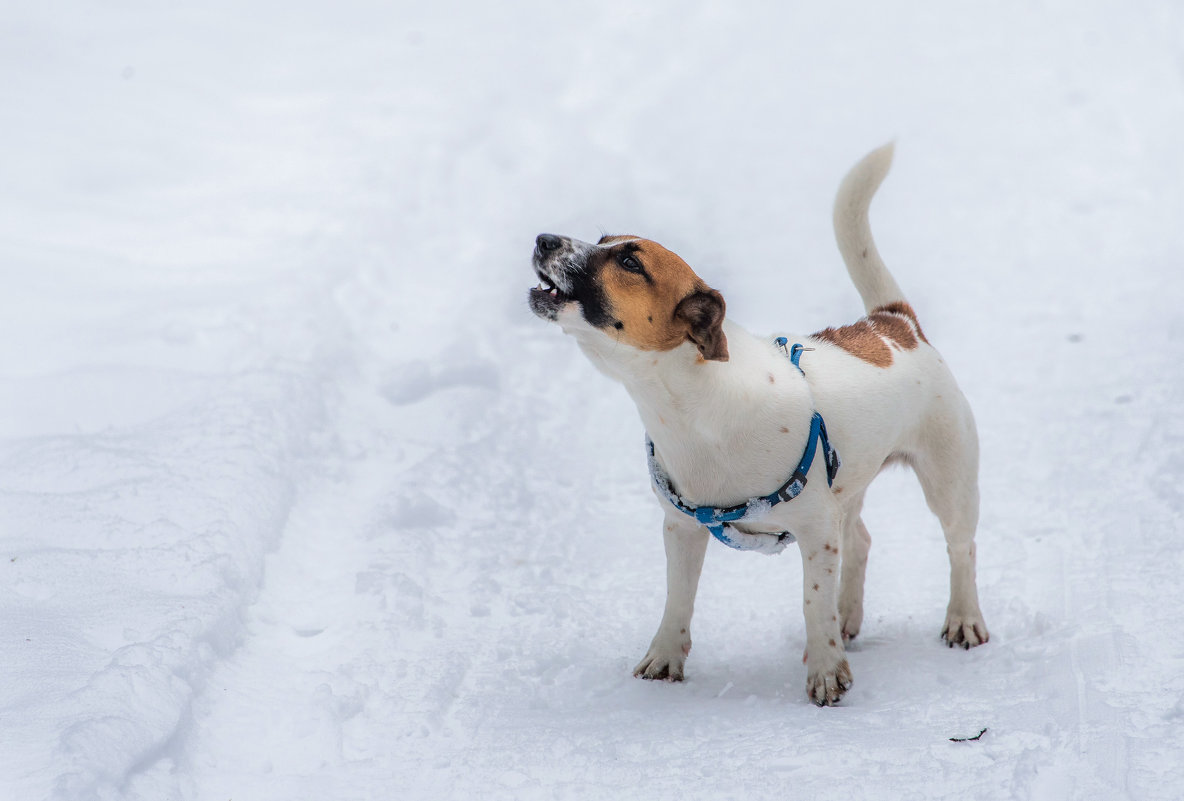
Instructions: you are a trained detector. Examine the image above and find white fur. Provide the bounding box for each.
[834,142,905,312]
[547,145,988,705]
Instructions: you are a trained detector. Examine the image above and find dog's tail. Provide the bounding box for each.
[833,142,906,312]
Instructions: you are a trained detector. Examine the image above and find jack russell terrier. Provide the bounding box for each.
[527,144,988,705]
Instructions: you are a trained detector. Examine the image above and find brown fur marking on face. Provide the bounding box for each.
[812,301,928,367]
[596,238,728,360]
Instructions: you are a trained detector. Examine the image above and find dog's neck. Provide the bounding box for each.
[575,320,816,506]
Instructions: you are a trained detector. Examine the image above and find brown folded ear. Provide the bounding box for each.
[675,288,728,361]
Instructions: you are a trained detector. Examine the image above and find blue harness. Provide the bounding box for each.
[645,340,840,554]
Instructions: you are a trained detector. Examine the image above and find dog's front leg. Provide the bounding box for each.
[798,507,853,705]
[633,512,709,682]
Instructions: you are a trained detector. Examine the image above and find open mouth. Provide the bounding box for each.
[532,273,566,299]
[528,273,571,319]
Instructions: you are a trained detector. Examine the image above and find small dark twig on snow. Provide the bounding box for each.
[949,728,988,743]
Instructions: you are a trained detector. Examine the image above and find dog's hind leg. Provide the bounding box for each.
[912,398,990,648]
[633,512,710,681]
[837,492,872,642]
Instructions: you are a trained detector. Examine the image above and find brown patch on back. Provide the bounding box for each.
[867,309,917,350]
[596,238,727,359]
[811,320,893,367]
[874,301,929,344]
[812,301,929,367]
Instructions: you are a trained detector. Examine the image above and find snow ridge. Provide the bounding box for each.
[3,373,326,800]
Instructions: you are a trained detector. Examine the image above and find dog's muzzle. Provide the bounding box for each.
[529,233,586,320]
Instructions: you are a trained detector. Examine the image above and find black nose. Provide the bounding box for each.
[536,233,562,252]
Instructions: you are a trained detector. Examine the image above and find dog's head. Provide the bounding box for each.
[528,233,728,362]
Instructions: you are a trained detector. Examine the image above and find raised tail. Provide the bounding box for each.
[833,143,906,313]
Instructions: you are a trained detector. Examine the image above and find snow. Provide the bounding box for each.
[2,1,1183,799]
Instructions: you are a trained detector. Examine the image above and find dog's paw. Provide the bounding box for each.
[633,638,691,682]
[941,613,989,649]
[806,658,852,706]
[839,606,863,643]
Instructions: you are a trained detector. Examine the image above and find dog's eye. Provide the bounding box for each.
[620,255,643,273]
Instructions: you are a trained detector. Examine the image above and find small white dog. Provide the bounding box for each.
[528,144,988,705]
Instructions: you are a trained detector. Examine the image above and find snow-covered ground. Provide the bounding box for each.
[2,1,1182,799]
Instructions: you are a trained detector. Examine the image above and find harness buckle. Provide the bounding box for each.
[777,474,807,502]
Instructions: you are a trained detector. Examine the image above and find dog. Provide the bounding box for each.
[527,144,988,705]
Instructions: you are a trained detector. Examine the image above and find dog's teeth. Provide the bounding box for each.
[537,282,546,291]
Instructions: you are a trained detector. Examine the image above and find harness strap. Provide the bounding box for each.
[774,337,812,373]
[646,340,841,553]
